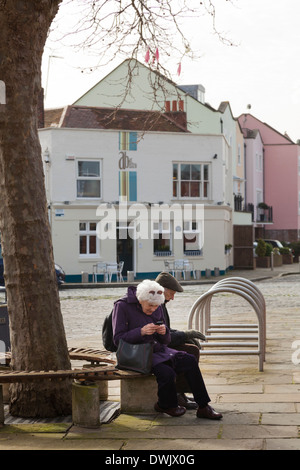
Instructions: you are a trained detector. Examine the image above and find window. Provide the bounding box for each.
[238,144,241,165]
[173,163,209,199]
[79,222,98,257]
[183,221,203,255]
[152,221,172,256]
[77,160,101,198]
[256,153,262,172]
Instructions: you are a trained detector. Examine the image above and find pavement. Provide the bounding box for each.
[1,262,300,452]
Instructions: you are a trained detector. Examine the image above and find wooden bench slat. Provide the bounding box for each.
[0,365,120,383]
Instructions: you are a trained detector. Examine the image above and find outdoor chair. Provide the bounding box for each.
[93,262,108,283]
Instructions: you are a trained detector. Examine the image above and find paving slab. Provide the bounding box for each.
[261,413,300,425]
[0,433,124,450]
[221,424,298,439]
[123,438,265,451]
[266,439,300,450]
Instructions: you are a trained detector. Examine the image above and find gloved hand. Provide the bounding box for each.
[184,329,206,342]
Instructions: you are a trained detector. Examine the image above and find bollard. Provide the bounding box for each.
[81,271,89,283]
[214,267,220,277]
[127,271,134,282]
[72,382,100,428]
[270,252,274,271]
[83,364,108,400]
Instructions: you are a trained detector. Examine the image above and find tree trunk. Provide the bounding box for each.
[0,0,71,417]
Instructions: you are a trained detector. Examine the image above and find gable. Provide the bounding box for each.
[239,113,295,145]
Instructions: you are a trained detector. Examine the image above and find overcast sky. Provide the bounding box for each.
[42,0,300,143]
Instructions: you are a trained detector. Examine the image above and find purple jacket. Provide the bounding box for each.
[112,286,179,367]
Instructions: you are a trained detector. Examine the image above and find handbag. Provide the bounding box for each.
[116,339,153,374]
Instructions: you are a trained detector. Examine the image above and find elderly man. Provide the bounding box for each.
[155,271,206,410]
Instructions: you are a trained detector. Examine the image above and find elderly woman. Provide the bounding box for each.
[112,279,222,420]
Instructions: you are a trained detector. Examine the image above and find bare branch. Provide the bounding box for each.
[48,0,235,79]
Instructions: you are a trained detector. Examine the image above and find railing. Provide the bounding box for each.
[164,259,196,280]
[234,196,273,223]
[187,277,266,371]
[154,251,172,257]
[256,206,273,223]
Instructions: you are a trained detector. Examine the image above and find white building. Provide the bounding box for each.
[39,106,233,282]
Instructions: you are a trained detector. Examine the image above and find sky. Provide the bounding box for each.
[42,0,300,143]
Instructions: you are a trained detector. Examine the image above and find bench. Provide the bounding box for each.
[0,347,156,428]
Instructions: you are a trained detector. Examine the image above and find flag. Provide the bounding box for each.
[145,48,150,63]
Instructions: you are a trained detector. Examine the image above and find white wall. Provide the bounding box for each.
[39,127,233,279]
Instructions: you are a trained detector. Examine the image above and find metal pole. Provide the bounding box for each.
[271,251,274,271]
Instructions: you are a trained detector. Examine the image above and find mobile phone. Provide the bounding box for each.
[155,321,163,325]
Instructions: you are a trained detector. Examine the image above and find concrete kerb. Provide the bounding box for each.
[59,262,300,290]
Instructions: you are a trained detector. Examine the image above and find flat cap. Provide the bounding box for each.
[155,271,184,292]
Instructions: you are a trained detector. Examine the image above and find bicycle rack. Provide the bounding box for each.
[187,277,266,371]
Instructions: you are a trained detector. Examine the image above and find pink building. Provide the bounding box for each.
[239,113,300,242]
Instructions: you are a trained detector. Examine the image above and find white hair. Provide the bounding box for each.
[136,279,165,305]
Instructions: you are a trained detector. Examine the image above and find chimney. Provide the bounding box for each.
[165,101,171,112]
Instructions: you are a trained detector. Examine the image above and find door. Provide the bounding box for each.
[117,227,133,276]
[233,225,255,269]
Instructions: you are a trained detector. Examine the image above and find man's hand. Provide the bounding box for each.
[184,329,206,341]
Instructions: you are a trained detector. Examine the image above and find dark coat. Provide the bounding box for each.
[161,303,186,347]
[112,286,180,367]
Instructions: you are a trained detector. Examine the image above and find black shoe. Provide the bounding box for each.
[177,393,198,410]
[154,402,186,417]
[196,404,223,420]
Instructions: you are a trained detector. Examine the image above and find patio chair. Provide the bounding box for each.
[183,260,196,280]
[106,261,124,282]
[93,262,108,283]
[164,260,175,276]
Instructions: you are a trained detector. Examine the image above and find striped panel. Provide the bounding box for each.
[119,171,137,202]
[119,132,137,151]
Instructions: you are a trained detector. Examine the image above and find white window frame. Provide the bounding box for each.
[173,162,210,199]
[256,153,263,172]
[152,220,173,256]
[183,220,203,255]
[79,222,99,258]
[77,160,102,199]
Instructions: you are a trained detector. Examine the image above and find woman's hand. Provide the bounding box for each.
[156,324,166,336]
[141,323,166,336]
[141,323,158,336]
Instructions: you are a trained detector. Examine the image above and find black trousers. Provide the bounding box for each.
[152,352,210,409]
[173,343,200,393]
